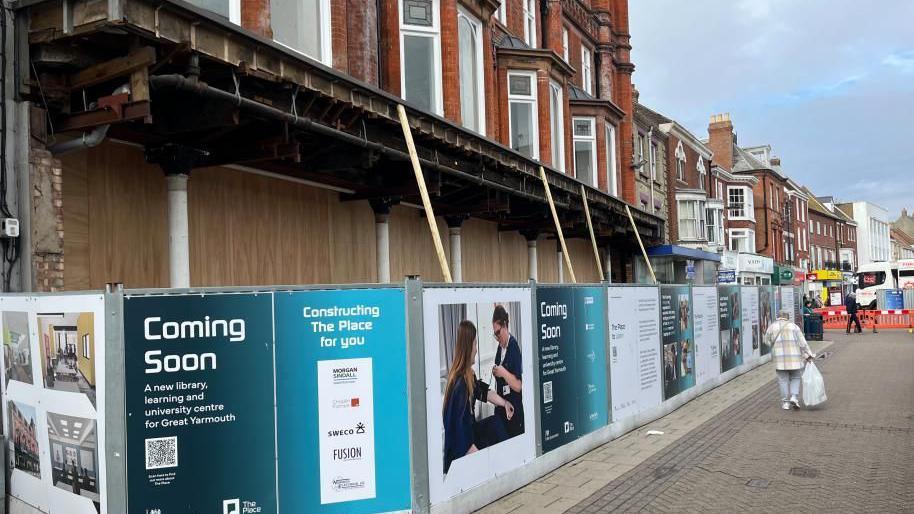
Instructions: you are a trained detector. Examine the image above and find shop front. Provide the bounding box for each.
[736,253,774,285]
[808,269,845,307]
[641,246,722,285]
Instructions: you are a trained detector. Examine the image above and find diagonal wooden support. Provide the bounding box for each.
[540,166,576,283]
[581,185,604,282]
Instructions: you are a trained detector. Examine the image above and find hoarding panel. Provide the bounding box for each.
[660,286,695,400]
[692,287,721,385]
[718,285,744,373]
[608,287,662,421]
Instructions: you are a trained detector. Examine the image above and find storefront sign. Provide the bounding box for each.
[717,270,737,283]
[811,269,843,281]
[125,293,277,514]
[884,290,904,310]
[537,287,608,453]
[738,254,774,275]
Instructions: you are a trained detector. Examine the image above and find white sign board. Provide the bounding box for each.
[692,287,721,384]
[741,287,761,362]
[608,287,662,422]
[1,295,108,514]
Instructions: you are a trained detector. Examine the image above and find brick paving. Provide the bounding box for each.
[480,330,914,513]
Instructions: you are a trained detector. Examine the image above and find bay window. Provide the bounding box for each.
[606,123,618,197]
[729,229,756,253]
[271,0,331,64]
[549,81,565,172]
[458,9,485,134]
[706,207,724,245]
[508,71,539,158]
[401,0,442,114]
[581,46,593,95]
[573,117,597,186]
[727,186,754,220]
[677,198,707,241]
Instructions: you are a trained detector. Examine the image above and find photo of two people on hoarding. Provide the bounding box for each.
[440,303,524,474]
[663,340,692,385]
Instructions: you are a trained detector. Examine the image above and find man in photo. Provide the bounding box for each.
[678,296,689,331]
[491,305,524,438]
[664,345,677,382]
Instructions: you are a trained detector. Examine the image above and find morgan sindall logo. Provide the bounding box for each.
[223,499,240,514]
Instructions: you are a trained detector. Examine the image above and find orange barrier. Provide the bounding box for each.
[817,309,914,330]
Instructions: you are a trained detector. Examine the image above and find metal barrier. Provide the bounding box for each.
[818,308,914,330]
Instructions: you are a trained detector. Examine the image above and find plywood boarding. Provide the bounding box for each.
[565,238,602,283]
[389,205,450,282]
[461,218,529,283]
[61,142,170,289]
[537,237,559,283]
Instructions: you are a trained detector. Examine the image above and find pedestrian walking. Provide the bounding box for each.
[764,309,815,410]
[845,291,862,334]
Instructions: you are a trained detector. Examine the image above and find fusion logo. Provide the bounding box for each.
[332,367,359,385]
[327,422,368,438]
[333,447,363,461]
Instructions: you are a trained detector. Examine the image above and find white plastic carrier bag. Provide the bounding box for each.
[802,361,827,407]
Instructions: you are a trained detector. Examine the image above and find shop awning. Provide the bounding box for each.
[646,245,721,262]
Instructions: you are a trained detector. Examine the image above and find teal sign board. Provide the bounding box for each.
[660,285,695,400]
[718,285,743,373]
[273,288,411,513]
[125,292,277,514]
[537,287,608,453]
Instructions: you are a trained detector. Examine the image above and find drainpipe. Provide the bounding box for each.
[647,127,654,214]
[48,84,130,155]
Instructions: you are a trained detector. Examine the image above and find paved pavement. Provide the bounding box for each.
[479,330,914,513]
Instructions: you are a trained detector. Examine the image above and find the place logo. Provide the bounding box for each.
[222,498,262,514]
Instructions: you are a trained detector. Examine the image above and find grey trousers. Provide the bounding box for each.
[776,369,802,400]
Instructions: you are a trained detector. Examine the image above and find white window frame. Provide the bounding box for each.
[549,80,565,173]
[697,156,706,189]
[581,45,593,95]
[573,116,598,186]
[727,186,754,220]
[677,196,707,242]
[706,206,724,245]
[497,0,506,24]
[268,0,332,65]
[457,8,485,135]
[675,141,686,181]
[650,142,658,181]
[229,0,241,24]
[523,0,536,47]
[605,123,618,197]
[729,228,756,253]
[399,0,443,115]
[507,70,539,159]
[562,27,569,62]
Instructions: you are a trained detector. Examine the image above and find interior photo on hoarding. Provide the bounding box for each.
[3,311,33,385]
[438,302,524,474]
[47,412,101,510]
[8,400,42,479]
[37,312,97,407]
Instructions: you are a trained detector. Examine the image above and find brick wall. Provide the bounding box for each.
[29,148,64,292]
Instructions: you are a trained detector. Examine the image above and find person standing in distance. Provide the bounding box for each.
[491,305,524,438]
[765,309,815,410]
[845,291,862,334]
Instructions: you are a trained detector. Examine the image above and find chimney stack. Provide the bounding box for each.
[707,113,734,172]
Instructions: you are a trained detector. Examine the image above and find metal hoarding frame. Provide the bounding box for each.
[104,284,127,514]
[405,278,430,514]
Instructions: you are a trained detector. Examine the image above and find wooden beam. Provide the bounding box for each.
[70,46,156,89]
[626,205,656,284]
[540,166,576,283]
[581,185,605,281]
[398,104,453,283]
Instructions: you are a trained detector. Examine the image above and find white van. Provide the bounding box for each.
[855,261,897,309]
[898,259,914,290]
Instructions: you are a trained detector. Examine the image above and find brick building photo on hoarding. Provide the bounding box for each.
[1,0,665,292]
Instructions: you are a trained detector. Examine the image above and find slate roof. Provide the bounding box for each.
[496,34,530,49]
[568,84,595,101]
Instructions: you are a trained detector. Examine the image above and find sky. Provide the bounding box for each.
[629,0,914,220]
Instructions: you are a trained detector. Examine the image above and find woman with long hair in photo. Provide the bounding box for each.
[442,320,515,474]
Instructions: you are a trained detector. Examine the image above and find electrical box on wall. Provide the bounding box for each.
[1,218,19,238]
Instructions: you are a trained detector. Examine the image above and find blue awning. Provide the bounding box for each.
[646,245,722,262]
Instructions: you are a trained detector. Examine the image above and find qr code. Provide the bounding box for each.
[145,436,178,470]
[543,381,553,404]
